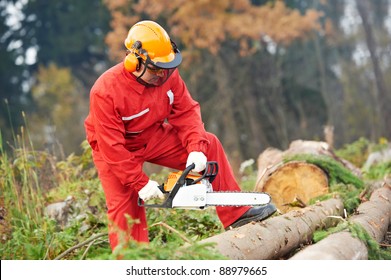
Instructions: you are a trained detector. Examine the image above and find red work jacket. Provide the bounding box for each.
[84,63,209,191]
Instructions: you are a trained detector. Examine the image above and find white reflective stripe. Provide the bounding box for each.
[167,89,174,105]
[122,108,150,121]
[125,130,144,134]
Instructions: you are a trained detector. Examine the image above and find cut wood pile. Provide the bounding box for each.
[199,140,391,260]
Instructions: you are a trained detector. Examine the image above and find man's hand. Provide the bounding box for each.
[186,151,207,172]
[138,180,164,201]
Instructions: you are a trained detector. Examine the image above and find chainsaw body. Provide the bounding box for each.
[138,161,271,209]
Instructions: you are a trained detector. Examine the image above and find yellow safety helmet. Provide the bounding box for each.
[123,20,182,72]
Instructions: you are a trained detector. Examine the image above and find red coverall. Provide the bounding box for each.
[85,63,250,250]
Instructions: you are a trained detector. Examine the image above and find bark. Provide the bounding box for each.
[290,232,369,260]
[350,185,391,242]
[199,198,344,260]
[290,185,391,259]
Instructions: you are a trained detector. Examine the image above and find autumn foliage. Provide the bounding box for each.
[104,0,323,60]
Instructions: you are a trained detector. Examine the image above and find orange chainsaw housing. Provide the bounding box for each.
[163,171,202,192]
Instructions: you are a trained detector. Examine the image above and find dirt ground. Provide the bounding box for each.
[0,199,10,244]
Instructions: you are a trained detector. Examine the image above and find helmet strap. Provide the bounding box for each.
[135,55,142,71]
[135,60,148,83]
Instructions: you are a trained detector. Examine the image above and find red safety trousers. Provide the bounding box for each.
[92,123,250,251]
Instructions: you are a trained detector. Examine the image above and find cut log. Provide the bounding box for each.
[288,140,362,177]
[350,185,391,242]
[363,144,391,170]
[199,198,344,260]
[290,232,368,259]
[256,161,329,213]
[256,140,361,181]
[255,140,362,213]
[290,185,391,259]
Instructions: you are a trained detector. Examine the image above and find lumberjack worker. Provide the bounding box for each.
[84,20,276,251]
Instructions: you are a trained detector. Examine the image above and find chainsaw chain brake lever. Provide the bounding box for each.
[138,161,218,208]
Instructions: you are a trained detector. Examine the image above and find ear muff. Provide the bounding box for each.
[123,53,140,72]
[123,41,143,72]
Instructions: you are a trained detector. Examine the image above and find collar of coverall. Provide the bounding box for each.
[122,65,145,95]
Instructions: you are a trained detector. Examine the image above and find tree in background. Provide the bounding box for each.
[0,0,28,143]
[29,63,88,157]
[104,0,323,165]
[1,0,390,165]
[16,0,111,86]
[355,0,391,139]
[320,0,391,144]
[0,0,110,155]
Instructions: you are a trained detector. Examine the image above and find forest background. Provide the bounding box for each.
[1,0,391,171]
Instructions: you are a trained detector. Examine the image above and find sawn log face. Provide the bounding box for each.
[257,161,329,213]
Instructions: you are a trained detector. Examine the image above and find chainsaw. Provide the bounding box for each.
[138,161,271,209]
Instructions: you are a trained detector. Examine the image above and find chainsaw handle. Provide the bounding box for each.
[174,163,196,190]
[138,163,195,208]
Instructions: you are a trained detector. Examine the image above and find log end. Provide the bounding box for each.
[258,161,329,213]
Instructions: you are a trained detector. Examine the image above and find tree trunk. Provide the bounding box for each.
[199,198,344,260]
[356,0,391,137]
[213,54,242,169]
[290,185,391,259]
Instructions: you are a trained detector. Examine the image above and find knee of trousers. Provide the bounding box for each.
[204,132,225,157]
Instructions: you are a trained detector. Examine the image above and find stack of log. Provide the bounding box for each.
[290,185,391,259]
[199,140,391,260]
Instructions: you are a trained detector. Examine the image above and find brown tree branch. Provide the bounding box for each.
[54,232,108,260]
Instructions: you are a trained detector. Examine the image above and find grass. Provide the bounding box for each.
[0,129,227,260]
[1,129,390,260]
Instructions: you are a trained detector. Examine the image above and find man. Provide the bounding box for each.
[84,20,276,251]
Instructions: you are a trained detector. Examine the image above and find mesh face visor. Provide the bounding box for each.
[135,41,182,87]
[136,58,177,87]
